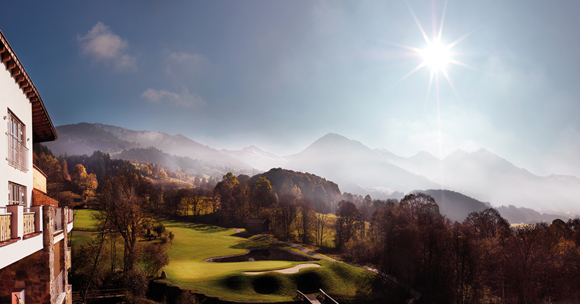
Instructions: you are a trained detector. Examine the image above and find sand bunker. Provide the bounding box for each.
[243,263,321,275]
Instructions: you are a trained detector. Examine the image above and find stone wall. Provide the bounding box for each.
[0,249,51,303]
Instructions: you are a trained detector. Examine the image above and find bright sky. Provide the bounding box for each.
[2,1,580,177]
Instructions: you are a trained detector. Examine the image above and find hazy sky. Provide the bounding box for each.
[2,1,580,177]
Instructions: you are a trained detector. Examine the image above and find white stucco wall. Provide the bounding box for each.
[0,63,33,210]
[0,233,43,269]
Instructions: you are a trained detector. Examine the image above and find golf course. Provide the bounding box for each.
[72,210,403,303]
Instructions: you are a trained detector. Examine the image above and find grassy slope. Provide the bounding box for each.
[72,209,100,229]
[72,210,401,303]
[71,209,100,246]
[162,220,399,303]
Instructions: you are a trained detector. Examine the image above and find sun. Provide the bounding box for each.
[386,1,479,171]
[389,1,476,89]
[421,41,451,73]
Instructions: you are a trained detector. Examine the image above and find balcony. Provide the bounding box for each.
[54,207,74,245]
[54,270,65,304]
[0,206,41,244]
[54,207,63,232]
[23,210,35,235]
[0,205,74,268]
[66,246,71,269]
[0,211,11,242]
[0,205,43,269]
[6,131,28,172]
[67,209,74,224]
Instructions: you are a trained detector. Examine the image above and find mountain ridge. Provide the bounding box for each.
[45,124,580,213]
[46,122,253,178]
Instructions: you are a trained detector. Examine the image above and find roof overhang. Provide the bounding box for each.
[0,30,57,143]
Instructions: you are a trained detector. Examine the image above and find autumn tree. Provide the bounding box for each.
[297,197,315,244]
[99,170,151,272]
[314,198,332,247]
[141,243,169,276]
[71,164,98,202]
[251,176,274,217]
[276,194,298,239]
[60,158,69,180]
[335,200,361,250]
[464,208,510,240]
[214,172,250,225]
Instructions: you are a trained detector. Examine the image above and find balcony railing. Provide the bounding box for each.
[23,211,35,235]
[67,209,74,224]
[6,132,28,172]
[66,247,71,269]
[53,270,64,299]
[0,212,11,242]
[54,207,63,232]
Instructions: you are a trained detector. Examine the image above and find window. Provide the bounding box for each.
[8,182,26,206]
[6,110,28,171]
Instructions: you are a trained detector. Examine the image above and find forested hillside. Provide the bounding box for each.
[247,168,342,206]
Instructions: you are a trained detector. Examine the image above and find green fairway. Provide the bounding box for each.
[163,221,291,281]
[161,220,399,303]
[69,211,402,302]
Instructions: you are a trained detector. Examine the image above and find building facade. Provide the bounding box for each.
[0,30,73,304]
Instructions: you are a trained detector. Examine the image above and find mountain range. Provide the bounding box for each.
[46,123,580,214]
[45,123,254,178]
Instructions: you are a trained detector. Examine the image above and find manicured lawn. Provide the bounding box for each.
[72,209,100,230]
[163,221,291,281]
[70,232,94,246]
[70,209,100,246]
[161,220,399,303]
[70,211,401,302]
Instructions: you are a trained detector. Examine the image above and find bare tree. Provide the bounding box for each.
[100,170,151,272]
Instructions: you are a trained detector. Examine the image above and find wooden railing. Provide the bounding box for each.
[53,270,64,299]
[0,213,11,242]
[54,208,63,232]
[297,290,307,302]
[67,209,74,223]
[66,247,71,269]
[318,289,339,304]
[23,211,35,235]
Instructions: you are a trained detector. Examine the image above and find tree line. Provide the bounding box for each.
[35,144,580,303]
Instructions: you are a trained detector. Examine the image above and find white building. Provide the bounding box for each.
[0,30,73,304]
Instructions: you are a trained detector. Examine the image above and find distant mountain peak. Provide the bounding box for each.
[219,144,287,171]
[412,150,439,160]
[308,133,368,150]
[317,133,350,142]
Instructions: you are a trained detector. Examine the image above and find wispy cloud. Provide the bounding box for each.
[77,22,137,71]
[141,87,205,108]
[165,50,211,76]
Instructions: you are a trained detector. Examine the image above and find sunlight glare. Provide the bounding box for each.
[421,42,450,72]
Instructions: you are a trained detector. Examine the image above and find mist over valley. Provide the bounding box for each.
[47,122,580,221]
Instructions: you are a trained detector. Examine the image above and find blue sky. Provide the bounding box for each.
[2,1,580,177]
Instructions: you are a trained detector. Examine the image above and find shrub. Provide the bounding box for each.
[141,243,169,276]
[176,290,200,304]
[123,269,148,298]
[154,223,166,238]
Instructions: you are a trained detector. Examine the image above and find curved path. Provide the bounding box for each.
[234,228,421,300]
[243,263,320,275]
